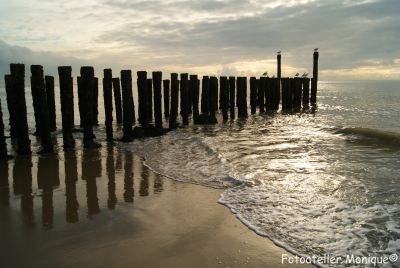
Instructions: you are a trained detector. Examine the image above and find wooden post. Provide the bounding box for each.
[188,76,193,115]
[180,73,189,126]
[10,64,31,154]
[112,78,123,124]
[77,76,84,127]
[274,78,281,111]
[238,77,248,118]
[93,77,99,126]
[259,77,266,113]
[169,73,179,129]
[45,76,56,131]
[137,71,148,128]
[201,76,209,115]
[152,71,163,130]
[31,65,53,152]
[30,67,42,136]
[0,98,7,158]
[220,76,229,121]
[103,69,113,141]
[4,74,17,139]
[311,51,319,105]
[293,78,302,110]
[250,77,257,114]
[121,70,134,141]
[302,78,310,108]
[208,77,218,124]
[58,66,75,148]
[80,66,100,148]
[190,75,200,124]
[147,78,153,123]
[163,79,170,119]
[281,78,288,110]
[229,76,235,120]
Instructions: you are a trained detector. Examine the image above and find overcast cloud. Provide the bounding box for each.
[0,0,399,82]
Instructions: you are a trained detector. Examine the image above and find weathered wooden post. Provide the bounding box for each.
[45,76,56,131]
[147,78,153,123]
[112,78,123,124]
[302,78,310,108]
[220,76,229,121]
[190,75,200,124]
[137,71,148,128]
[281,78,288,110]
[152,71,163,131]
[169,73,179,129]
[163,79,170,119]
[239,77,248,118]
[311,51,319,105]
[93,77,99,126]
[58,66,75,148]
[103,69,114,141]
[0,98,8,158]
[229,76,235,120]
[30,67,42,135]
[121,70,134,142]
[208,76,218,124]
[201,76,209,115]
[250,77,257,114]
[293,77,302,110]
[80,66,100,148]
[31,65,53,152]
[180,73,189,126]
[277,53,282,80]
[274,78,281,111]
[4,74,17,139]
[259,77,266,113]
[10,64,31,154]
[77,76,84,127]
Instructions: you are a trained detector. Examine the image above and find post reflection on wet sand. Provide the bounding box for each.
[124,151,134,202]
[64,150,79,223]
[106,145,117,210]
[82,149,102,216]
[0,160,9,207]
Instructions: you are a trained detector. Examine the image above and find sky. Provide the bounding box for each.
[0,0,399,82]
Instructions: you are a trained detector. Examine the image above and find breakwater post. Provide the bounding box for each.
[250,77,257,114]
[77,76,84,127]
[121,70,134,142]
[180,73,189,126]
[103,69,114,141]
[208,76,218,124]
[10,64,31,154]
[93,77,99,126]
[229,76,235,120]
[147,78,153,123]
[58,66,75,148]
[137,71,148,128]
[259,77,265,113]
[237,77,248,118]
[169,73,179,129]
[0,98,8,158]
[152,71,163,132]
[112,78,123,124]
[45,76,57,131]
[311,51,319,105]
[163,79,170,119]
[4,74,17,139]
[190,75,200,124]
[220,76,229,121]
[30,65,53,152]
[201,76,209,115]
[302,78,310,108]
[80,67,100,148]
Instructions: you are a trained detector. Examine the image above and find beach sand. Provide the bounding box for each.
[0,146,311,268]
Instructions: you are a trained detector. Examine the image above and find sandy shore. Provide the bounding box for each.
[0,147,312,268]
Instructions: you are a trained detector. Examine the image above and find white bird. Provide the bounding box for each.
[314,48,319,52]
[295,73,299,77]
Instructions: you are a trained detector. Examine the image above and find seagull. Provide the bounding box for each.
[262,71,268,76]
[314,48,319,52]
[295,73,299,77]
[302,72,308,77]
[277,50,281,54]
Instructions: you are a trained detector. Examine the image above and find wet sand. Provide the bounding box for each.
[0,145,311,268]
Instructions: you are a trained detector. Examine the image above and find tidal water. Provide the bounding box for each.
[1,80,400,267]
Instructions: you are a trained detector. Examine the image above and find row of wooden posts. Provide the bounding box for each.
[0,52,319,159]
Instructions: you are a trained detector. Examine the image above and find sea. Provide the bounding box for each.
[1,80,399,267]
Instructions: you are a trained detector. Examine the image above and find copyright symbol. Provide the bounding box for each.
[389,254,398,262]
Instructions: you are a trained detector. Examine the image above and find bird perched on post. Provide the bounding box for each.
[262,71,268,76]
[314,48,319,52]
[277,51,281,54]
[295,73,299,77]
[302,72,308,77]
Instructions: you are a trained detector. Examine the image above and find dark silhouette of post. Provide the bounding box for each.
[137,71,148,128]
[4,74,17,139]
[190,75,199,123]
[30,67,42,135]
[103,69,114,141]
[220,76,229,121]
[112,78,123,124]
[152,71,163,130]
[311,51,319,104]
[58,66,75,148]
[10,64,31,154]
[121,70,134,141]
[80,66,100,148]
[93,77,99,126]
[169,73,179,129]
[147,78,153,123]
[77,76,84,127]
[302,78,310,108]
[229,76,235,120]
[31,65,53,152]
[201,76,209,115]
[45,76,56,131]
[277,53,282,80]
[0,98,7,158]
[237,77,248,118]
[259,77,265,113]
[163,79,170,119]
[180,73,189,126]
[208,76,218,124]
[250,77,257,114]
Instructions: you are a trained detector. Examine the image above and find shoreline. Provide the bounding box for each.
[0,147,312,267]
